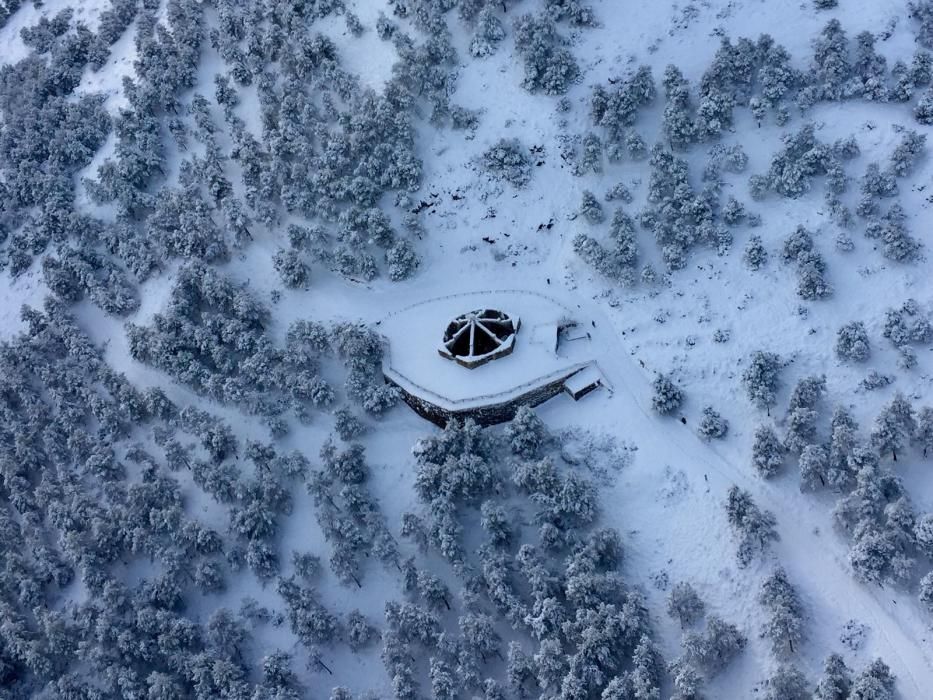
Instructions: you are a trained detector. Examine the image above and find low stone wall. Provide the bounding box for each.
[386,372,572,427]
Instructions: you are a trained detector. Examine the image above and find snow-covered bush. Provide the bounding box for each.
[482,138,533,187]
[698,406,729,440]
[652,373,684,415]
[836,321,871,362]
[916,87,933,124]
[273,248,309,288]
[604,182,633,202]
[579,190,604,223]
[890,129,926,177]
[386,239,420,281]
[667,581,705,628]
[743,235,768,270]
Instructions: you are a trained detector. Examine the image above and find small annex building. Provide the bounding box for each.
[379,290,606,427]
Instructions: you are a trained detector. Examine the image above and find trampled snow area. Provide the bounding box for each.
[4,0,933,697]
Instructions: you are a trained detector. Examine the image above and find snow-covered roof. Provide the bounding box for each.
[380,290,594,411]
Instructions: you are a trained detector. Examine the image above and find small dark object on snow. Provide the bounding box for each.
[547,278,551,284]
[591,320,596,327]
[680,416,687,425]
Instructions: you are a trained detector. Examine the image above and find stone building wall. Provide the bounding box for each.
[385,373,571,427]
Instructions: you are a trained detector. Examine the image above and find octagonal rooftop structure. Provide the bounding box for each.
[379,290,604,426]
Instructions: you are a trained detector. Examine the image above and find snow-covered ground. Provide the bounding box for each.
[3,0,933,697]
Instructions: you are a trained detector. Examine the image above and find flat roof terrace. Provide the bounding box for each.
[379,290,595,413]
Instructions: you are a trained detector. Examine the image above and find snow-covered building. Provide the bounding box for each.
[380,291,604,426]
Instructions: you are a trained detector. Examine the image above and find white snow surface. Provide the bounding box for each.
[4,0,933,697]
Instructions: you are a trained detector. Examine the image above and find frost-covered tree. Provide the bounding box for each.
[386,239,420,281]
[916,87,933,124]
[799,444,832,491]
[836,321,871,362]
[913,1,933,49]
[919,571,933,612]
[482,139,532,187]
[785,375,826,453]
[661,65,697,149]
[652,373,683,415]
[470,6,506,58]
[890,130,926,177]
[753,425,785,478]
[668,657,703,700]
[726,486,779,566]
[849,658,895,700]
[698,406,729,440]
[871,392,915,462]
[815,653,852,700]
[579,190,605,223]
[273,248,309,288]
[505,405,548,459]
[796,250,832,300]
[763,665,810,700]
[741,351,782,414]
[914,407,933,457]
[682,615,747,676]
[512,13,580,95]
[759,568,805,655]
[743,235,768,270]
[667,581,705,628]
[810,19,852,102]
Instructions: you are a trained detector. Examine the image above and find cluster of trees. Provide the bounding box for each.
[572,207,639,283]
[590,65,655,161]
[836,298,930,369]
[745,362,933,612]
[512,13,581,95]
[573,20,932,284]
[386,410,662,699]
[779,224,832,300]
[307,438,400,588]
[126,263,334,426]
[0,11,112,275]
[639,145,726,271]
[0,298,351,697]
[883,298,932,369]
